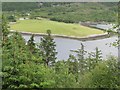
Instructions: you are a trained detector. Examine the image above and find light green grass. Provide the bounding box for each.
[10,19,104,37]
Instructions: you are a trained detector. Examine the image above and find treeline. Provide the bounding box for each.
[3,2,117,23]
[31,2,118,23]
[2,2,38,11]
[1,15,120,89]
[2,2,69,11]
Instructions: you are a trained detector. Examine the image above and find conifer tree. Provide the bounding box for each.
[40,30,57,66]
[2,14,9,46]
[27,34,36,54]
[2,32,29,88]
[87,47,102,71]
[70,43,87,74]
[68,54,79,81]
[95,47,102,62]
[68,54,78,74]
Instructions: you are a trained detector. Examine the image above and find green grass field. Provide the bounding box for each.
[10,19,104,37]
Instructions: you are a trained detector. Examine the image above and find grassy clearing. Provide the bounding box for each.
[10,19,104,37]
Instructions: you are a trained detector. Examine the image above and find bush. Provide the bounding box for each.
[79,56,119,88]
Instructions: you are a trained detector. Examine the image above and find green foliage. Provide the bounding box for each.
[2,31,55,88]
[68,54,79,75]
[79,56,119,88]
[54,61,78,88]
[7,15,16,22]
[2,2,38,11]
[31,2,117,23]
[39,30,57,66]
[2,15,119,89]
[27,34,36,54]
[94,47,102,61]
[18,63,55,88]
[3,2,117,22]
[86,47,103,71]
[2,32,31,88]
[70,43,87,74]
[2,14,9,46]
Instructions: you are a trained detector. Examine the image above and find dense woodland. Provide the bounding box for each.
[2,14,120,88]
[3,2,118,23]
[1,2,120,89]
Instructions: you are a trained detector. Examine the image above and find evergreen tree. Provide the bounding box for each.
[95,47,102,62]
[2,14,9,46]
[87,47,102,71]
[39,30,57,66]
[2,32,29,88]
[68,54,78,74]
[70,43,87,74]
[27,34,36,54]
[68,54,79,81]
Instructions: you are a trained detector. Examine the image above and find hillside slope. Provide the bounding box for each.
[3,2,118,22]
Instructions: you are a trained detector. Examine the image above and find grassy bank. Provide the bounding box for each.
[10,19,104,37]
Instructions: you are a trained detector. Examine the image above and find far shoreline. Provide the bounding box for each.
[10,30,111,41]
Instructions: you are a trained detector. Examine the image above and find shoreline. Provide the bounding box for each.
[10,30,110,41]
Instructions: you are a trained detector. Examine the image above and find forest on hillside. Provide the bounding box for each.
[2,14,120,89]
[3,2,118,22]
[1,2,120,89]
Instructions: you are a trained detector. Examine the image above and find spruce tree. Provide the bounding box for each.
[40,30,57,66]
[2,32,29,88]
[95,47,102,62]
[68,54,78,74]
[87,47,102,71]
[2,14,9,46]
[68,54,79,81]
[70,43,87,74]
[27,34,36,54]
